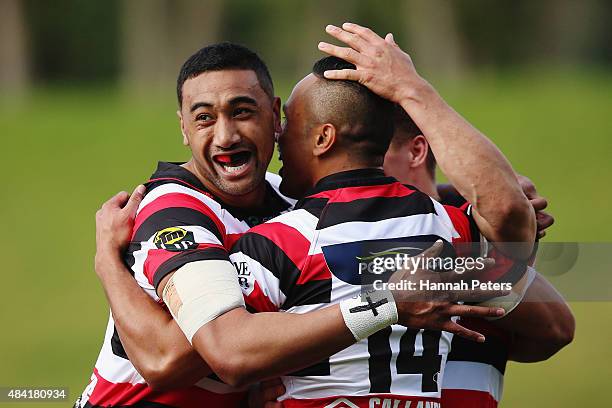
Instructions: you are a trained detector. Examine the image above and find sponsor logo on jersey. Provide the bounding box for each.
[153,227,198,251]
[322,397,441,408]
[233,261,251,289]
[322,236,448,285]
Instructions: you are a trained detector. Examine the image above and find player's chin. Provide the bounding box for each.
[217,165,266,197]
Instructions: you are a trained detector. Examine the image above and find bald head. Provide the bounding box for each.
[305,56,394,165]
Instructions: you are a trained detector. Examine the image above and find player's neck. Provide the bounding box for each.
[412,174,438,200]
[406,169,440,201]
[393,166,439,200]
[312,158,383,186]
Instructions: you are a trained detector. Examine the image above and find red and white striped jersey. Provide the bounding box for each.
[440,196,531,408]
[441,319,509,408]
[76,162,294,408]
[229,168,481,408]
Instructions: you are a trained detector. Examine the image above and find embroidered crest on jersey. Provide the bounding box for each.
[153,227,198,251]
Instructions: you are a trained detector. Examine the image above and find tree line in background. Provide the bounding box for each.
[2,0,611,95]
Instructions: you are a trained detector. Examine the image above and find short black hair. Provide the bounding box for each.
[311,56,394,166]
[176,42,274,106]
[393,106,436,178]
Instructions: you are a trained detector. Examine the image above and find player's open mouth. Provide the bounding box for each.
[212,151,254,177]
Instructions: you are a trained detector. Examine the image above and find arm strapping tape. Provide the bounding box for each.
[478,265,537,320]
[339,289,398,341]
[162,260,245,342]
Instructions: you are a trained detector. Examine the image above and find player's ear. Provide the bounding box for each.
[409,135,429,168]
[177,110,189,146]
[272,96,282,134]
[313,123,336,157]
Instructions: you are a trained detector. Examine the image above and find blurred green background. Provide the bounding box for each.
[1,1,611,407]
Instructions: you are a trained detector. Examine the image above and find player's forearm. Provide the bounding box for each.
[95,253,212,389]
[492,274,574,361]
[397,81,536,250]
[191,306,354,388]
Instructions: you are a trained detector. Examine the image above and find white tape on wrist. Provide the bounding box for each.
[340,289,398,341]
[479,265,537,320]
[162,260,245,342]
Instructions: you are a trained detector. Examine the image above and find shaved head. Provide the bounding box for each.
[308,56,395,165]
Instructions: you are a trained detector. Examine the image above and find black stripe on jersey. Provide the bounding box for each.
[282,279,332,310]
[152,247,229,289]
[146,162,210,193]
[316,193,437,230]
[233,232,332,309]
[287,359,331,377]
[146,178,204,196]
[132,207,224,244]
[245,303,259,314]
[110,325,129,360]
[231,232,300,296]
[111,243,141,361]
[294,197,328,218]
[448,335,508,374]
[439,191,467,208]
[368,326,393,393]
[124,242,140,274]
[463,205,482,245]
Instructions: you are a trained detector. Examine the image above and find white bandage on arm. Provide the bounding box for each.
[478,265,537,320]
[339,289,398,341]
[162,260,245,342]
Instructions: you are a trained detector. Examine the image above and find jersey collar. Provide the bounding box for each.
[305,168,396,196]
[147,161,291,225]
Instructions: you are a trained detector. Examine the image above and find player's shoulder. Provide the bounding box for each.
[138,162,223,214]
[265,171,297,208]
[245,206,317,241]
[235,205,318,262]
[130,162,228,243]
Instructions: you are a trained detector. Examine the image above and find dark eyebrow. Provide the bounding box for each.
[190,102,213,113]
[229,96,258,106]
[190,96,258,113]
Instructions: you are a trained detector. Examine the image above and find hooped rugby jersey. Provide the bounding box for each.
[440,195,531,408]
[75,162,294,408]
[229,168,483,408]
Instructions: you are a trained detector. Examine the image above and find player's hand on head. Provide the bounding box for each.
[248,378,285,408]
[95,185,146,256]
[516,174,555,238]
[317,22,424,104]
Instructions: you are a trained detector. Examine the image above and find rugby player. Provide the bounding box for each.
[86,23,530,408]
[384,109,574,407]
[76,42,508,408]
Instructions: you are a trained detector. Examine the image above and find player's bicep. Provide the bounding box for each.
[161,259,246,342]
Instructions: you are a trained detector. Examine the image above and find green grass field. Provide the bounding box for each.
[1,68,610,407]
